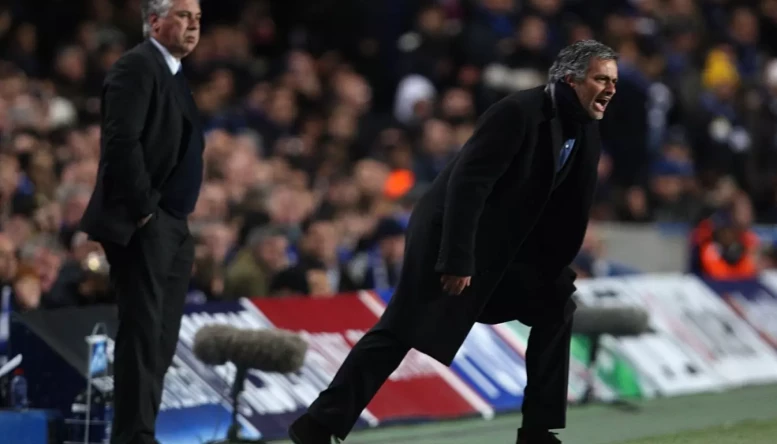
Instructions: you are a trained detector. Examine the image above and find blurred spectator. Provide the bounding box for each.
[397,4,456,85]
[224,226,290,298]
[347,217,406,291]
[291,217,358,293]
[600,37,674,189]
[760,242,777,271]
[692,193,760,280]
[571,225,640,278]
[647,136,702,223]
[0,234,17,289]
[0,0,777,309]
[394,74,436,127]
[268,258,336,297]
[691,46,751,188]
[751,59,777,222]
[590,150,615,220]
[414,118,457,184]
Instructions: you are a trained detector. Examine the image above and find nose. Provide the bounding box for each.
[604,82,616,95]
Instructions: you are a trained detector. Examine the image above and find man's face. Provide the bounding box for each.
[151,0,201,58]
[306,269,334,297]
[257,235,289,271]
[0,235,16,282]
[567,58,618,120]
[304,222,338,263]
[379,236,405,264]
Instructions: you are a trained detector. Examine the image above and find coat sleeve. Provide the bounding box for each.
[101,52,161,220]
[435,98,527,276]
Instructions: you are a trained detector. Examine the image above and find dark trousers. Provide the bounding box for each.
[308,317,573,440]
[102,208,194,444]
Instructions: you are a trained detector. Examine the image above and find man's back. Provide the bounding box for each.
[427,86,548,199]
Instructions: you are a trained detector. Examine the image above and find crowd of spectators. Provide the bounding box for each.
[1,0,777,310]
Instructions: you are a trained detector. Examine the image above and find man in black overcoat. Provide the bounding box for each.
[290,40,619,444]
[79,0,204,443]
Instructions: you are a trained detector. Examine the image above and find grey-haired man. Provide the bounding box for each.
[80,1,203,442]
[290,40,618,444]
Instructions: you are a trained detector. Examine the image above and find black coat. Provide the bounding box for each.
[377,86,601,365]
[80,40,203,246]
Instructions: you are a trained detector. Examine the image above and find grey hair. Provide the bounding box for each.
[142,0,173,38]
[55,184,92,204]
[19,235,64,261]
[548,40,618,84]
[247,226,286,247]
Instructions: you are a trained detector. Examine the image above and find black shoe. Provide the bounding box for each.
[517,428,562,444]
[288,413,341,444]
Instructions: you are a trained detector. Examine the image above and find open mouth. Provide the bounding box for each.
[593,97,610,112]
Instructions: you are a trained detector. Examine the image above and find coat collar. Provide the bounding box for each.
[543,83,562,171]
[141,40,201,128]
[542,83,557,121]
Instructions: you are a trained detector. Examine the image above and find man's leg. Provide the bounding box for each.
[521,315,573,431]
[307,326,410,440]
[153,226,194,418]
[106,213,183,444]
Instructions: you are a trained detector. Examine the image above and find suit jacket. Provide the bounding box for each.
[80,40,203,246]
[377,85,601,365]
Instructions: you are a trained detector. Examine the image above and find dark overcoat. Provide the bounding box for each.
[80,40,204,246]
[376,85,601,365]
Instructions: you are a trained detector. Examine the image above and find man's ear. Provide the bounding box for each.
[563,74,576,88]
[149,14,160,33]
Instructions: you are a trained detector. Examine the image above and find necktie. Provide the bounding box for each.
[557,139,575,172]
[175,69,194,101]
[174,68,199,120]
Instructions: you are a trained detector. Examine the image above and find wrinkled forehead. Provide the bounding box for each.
[586,58,618,82]
[169,0,202,14]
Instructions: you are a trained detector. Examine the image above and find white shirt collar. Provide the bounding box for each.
[149,38,181,74]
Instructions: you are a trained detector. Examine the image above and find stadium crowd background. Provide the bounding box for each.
[0,0,777,311]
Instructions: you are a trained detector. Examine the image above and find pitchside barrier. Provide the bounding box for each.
[6,272,777,443]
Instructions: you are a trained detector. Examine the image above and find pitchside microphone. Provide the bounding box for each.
[571,305,650,410]
[571,306,650,336]
[192,324,233,365]
[195,325,308,444]
[193,324,307,373]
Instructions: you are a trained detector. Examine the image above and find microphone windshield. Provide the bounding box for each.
[229,328,308,373]
[192,324,308,373]
[193,324,235,366]
[572,306,650,336]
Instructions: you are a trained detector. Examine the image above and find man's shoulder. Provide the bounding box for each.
[480,86,547,124]
[108,41,157,75]
[504,86,547,112]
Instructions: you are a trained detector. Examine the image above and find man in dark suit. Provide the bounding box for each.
[289,40,618,444]
[79,1,203,443]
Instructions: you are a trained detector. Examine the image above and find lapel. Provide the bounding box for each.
[549,116,563,173]
[540,84,600,189]
[174,74,203,129]
[542,84,563,177]
[554,127,584,186]
[557,123,600,195]
[143,40,201,129]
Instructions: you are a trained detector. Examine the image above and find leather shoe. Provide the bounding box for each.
[288,413,340,444]
[517,428,562,444]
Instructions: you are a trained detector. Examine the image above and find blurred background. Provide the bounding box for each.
[1,0,777,310]
[0,0,777,443]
